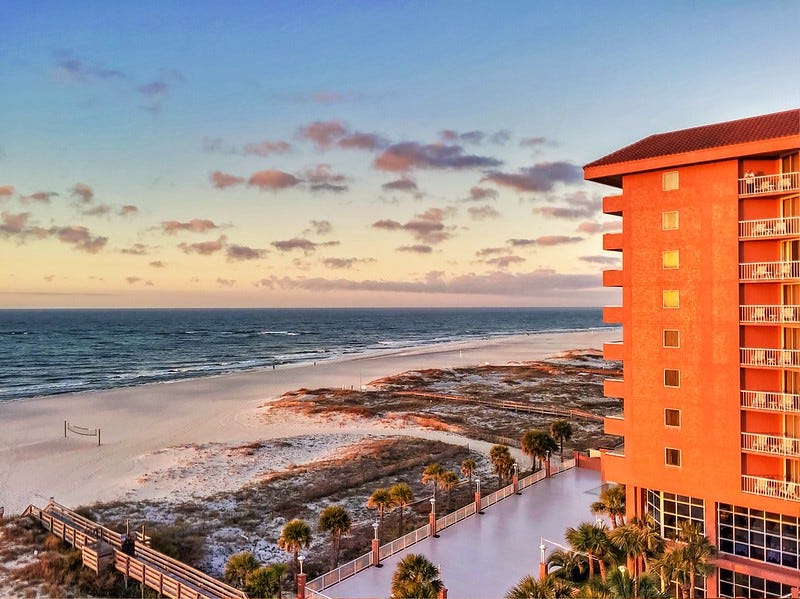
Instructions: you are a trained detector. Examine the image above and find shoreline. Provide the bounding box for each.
[0,328,619,514]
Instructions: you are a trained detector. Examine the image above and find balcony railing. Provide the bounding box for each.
[739,260,800,281]
[740,347,800,368]
[741,390,800,413]
[740,304,800,323]
[739,171,800,196]
[742,432,800,458]
[742,474,800,502]
[739,215,800,239]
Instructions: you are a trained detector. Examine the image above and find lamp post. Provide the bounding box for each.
[371,520,382,567]
[429,497,439,537]
[512,462,520,494]
[297,554,306,599]
[545,450,552,477]
[539,543,547,579]
[475,478,483,514]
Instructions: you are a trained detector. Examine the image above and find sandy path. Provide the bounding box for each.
[0,329,618,513]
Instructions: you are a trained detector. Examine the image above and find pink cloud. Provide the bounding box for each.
[271,237,318,252]
[217,278,236,287]
[81,204,111,217]
[71,182,94,202]
[178,235,227,255]
[210,170,245,189]
[482,161,581,192]
[50,225,108,253]
[242,140,292,156]
[372,208,452,244]
[486,255,525,268]
[321,257,376,269]
[20,191,58,204]
[0,211,30,235]
[397,245,433,254]
[464,186,498,202]
[373,142,501,172]
[161,219,219,234]
[297,120,348,149]
[119,205,139,216]
[475,247,508,257]
[308,220,332,235]
[381,177,418,192]
[536,235,583,246]
[248,170,301,190]
[577,221,622,234]
[468,205,500,220]
[149,260,166,268]
[120,243,149,255]
[226,244,267,261]
[0,185,15,200]
[338,132,388,151]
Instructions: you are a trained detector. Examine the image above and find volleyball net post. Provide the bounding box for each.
[64,420,101,446]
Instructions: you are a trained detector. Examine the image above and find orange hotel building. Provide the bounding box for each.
[584,109,800,598]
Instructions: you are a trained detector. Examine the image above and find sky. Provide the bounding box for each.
[1,1,798,309]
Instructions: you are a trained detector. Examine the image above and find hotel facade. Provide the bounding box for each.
[584,109,800,598]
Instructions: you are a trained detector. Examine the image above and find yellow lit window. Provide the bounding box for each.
[662,211,679,230]
[662,250,679,269]
[665,448,681,466]
[663,290,680,308]
[664,369,680,388]
[663,171,679,191]
[664,409,681,427]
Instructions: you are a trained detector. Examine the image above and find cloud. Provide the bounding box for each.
[321,257,376,269]
[161,219,219,235]
[178,235,227,255]
[308,220,332,235]
[374,142,502,172]
[520,136,548,147]
[485,255,525,268]
[120,243,149,255]
[475,247,508,257]
[210,170,245,189]
[463,186,498,202]
[0,211,29,235]
[20,191,58,204]
[248,170,301,190]
[226,244,267,261]
[297,120,348,149]
[397,245,433,254]
[138,69,183,113]
[51,53,124,83]
[0,185,14,200]
[372,208,452,244]
[468,205,500,220]
[304,164,348,193]
[119,205,139,216]
[71,182,94,202]
[43,275,55,282]
[81,204,111,217]
[149,260,166,268]
[577,221,622,234]
[507,235,583,247]
[439,129,511,146]
[217,278,236,287]
[50,225,108,253]
[381,177,418,192]
[271,237,318,253]
[242,140,292,156]
[580,255,621,265]
[126,276,142,284]
[338,132,388,151]
[482,161,581,192]
[533,191,602,220]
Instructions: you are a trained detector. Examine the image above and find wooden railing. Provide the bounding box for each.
[740,347,800,368]
[741,432,800,458]
[740,304,800,324]
[741,390,800,413]
[742,474,800,502]
[739,171,800,196]
[740,260,800,281]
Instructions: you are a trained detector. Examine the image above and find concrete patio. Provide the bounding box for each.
[321,467,603,599]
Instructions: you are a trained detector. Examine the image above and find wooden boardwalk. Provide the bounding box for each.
[23,500,247,599]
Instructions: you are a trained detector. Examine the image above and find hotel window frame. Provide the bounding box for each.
[663,329,680,348]
[663,290,680,309]
[665,447,681,466]
[662,250,679,269]
[662,210,679,230]
[664,408,681,427]
[663,171,679,191]
[664,369,680,388]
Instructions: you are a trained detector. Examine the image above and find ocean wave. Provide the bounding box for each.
[257,330,300,336]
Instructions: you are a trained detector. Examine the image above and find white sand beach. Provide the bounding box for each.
[0,329,618,515]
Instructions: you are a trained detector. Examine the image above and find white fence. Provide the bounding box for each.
[740,260,800,281]
[739,171,800,196]
[740,304,800,323]
[740,347,800,368]
[739,215,800,238]
[742,474,800,502]
[741,390,800,412]
[742,432,800,457]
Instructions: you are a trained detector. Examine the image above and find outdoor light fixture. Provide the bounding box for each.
[540,543,546,564]
[298,554,305,574]
[372,520,379,539]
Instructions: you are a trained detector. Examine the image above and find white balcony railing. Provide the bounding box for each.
[741,390,800,413]
[740,347,800,368]
[742,474,800,502]
[742,432,800,458]
[739,215,800,238]
[740,260,800,281]
[740,304,800,323]
[739,171,800,196]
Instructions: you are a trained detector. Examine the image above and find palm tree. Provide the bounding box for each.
[422,462,444,500]
[439,470,459,511]
[224,551,260,589]
[506,574,575,598]
[389,482,414,535]
[391,553,443,599]
[566,522,611,581]
[633,514,664,574]
[609,524,645,596]
[671,521,717,599]
[277,518,311,583]
[584,567,667,599]
[489,444,514,487]
[550,419,573,459]
[590,484,626,528]
[246,563,288,599]
[366,487,392,531]
[521,429,558,471]
[318,505,352,569]
[460,458,477,482]
[546,548,588,582]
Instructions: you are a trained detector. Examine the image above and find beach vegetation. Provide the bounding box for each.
[277,518,311,582]
[489,444,513,487]
[460,458,477,481]
[549,419,573,459]
[224,551,259,589]
[318,505,352,569]
[520,429,558,472]
[389,482,414,535]
[245,563,287,598]
[390,553,444,599]
[366,487,392,531]
[148,520,204,564]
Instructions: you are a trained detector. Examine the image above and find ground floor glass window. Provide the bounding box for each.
[718,568,793,598]
[717,503,799,569]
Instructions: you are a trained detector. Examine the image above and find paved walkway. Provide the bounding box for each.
[324,468,603,599]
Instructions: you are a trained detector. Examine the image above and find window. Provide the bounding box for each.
[662,211,679,230]
[717,504,798,571]
[719,569,794,598]
[665,408,681,427]
[663,329,680,348]
[665,448,681,466]
[663,290,680,308]
[664,369,680,387]
[662,250,679,269]
[663,171,679,191]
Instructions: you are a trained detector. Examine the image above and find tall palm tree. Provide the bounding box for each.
[489,444,514,487]
[566,522,611,581]
[590,484,626,528]
[609,523,645,596]
[671,521,717,599]
[389,482,414,535]
[583,567,667,599]
[506,574,575,598]
[277,519,312,583]
[366,487,392,531]
[546,548,588,582]
[521,429,558,471]
[460,458,477,482]
[439,470,459,512]
[422,462,444,500]
[633,514,665,574]
[318,505,352,569]
[224,551,260,589]
[549,419,573,459]
[391,553,443,599]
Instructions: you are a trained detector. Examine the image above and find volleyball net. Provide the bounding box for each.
[64,420,101,445]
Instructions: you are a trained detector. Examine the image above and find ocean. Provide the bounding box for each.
[0,307,612,402]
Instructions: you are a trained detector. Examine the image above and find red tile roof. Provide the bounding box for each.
[585,109,800,168]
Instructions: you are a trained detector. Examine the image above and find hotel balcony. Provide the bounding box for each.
[740,304,800,324]
[739,171,800,197]
[603,269,623,287]
[742,432,800,458]
[602,195,623,216]
[739,215,800,239]
[603,341,624,361]
[741,390,800,413]
[742,474,800,502]
[603,414,624,436]
[602,232,622,251]
[604,378,624,399]
[740,347,800,369]
[739,260,800,282]
[603,305,623,324]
